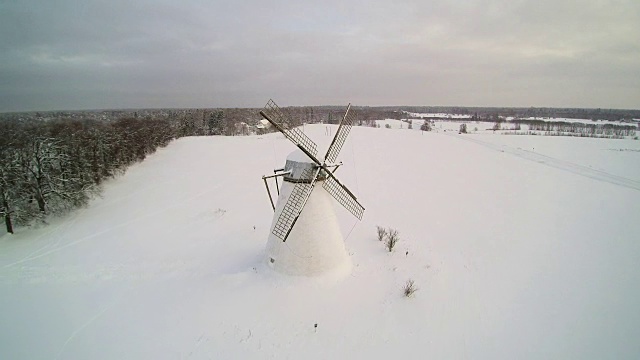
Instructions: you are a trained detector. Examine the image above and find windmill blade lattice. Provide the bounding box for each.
[324,104,356,164]
[261,99,318,157]
[271,168,320,241]
[322,171,364,220]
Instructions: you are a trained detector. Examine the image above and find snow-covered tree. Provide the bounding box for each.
[207,110,225,135]
[0,147,21,233]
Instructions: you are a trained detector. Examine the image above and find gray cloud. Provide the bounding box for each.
[1,0,639,111]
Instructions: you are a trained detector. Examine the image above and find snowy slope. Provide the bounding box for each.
[1,125,640,359]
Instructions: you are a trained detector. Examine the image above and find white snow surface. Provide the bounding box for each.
[407,112,635,126]
[518,117,633,126]
[406,112,472,119]
[2,125,640,359]
[286,147,314,163]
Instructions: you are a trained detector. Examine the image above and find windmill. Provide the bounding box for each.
[259,99,364,275]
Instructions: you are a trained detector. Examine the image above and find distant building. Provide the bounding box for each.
[256,119,272,134]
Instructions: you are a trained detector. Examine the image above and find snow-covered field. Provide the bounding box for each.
[406,111,637,127]
[517,116,634,127]
[2,124,640,359]
[406,112,472,119]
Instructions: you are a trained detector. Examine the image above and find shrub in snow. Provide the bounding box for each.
[376,226,387,241]
[403,279,418,297]
[459,123,467,134]
[421,121,432,131]
[386,228,399,252]
[385,124,391,129]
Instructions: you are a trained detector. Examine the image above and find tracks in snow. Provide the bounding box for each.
[0,181,227,271]
[447,133,640,192]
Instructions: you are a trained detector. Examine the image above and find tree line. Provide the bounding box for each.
[0,117,175,233]
[517,119,636,138]
[401,106,640,122]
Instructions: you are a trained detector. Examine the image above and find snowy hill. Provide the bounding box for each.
[2,124,640,359]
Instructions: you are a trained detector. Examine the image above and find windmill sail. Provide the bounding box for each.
[272,168,321,241]
[322,171,365,220]
[324,104,356,164]
[261,99,318,157]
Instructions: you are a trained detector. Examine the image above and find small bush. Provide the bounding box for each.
[385,124,391,129]
[403,279,418,297]
[376,226,387,241]
[386,228,399,252]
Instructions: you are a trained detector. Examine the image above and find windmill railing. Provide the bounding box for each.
[262,170,291,211]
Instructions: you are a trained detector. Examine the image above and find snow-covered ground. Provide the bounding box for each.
[518,116,633,126]
[406,112,472,119]
[384,118,639,139]
[2,124,640,359]
[406,111,636,127]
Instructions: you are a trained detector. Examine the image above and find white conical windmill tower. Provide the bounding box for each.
[259,99,365,276]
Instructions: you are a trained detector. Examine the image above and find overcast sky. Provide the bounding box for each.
[1,0,639,112]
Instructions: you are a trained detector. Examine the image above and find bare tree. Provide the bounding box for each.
[376,226,387,241]
[386,228,399,252]
[403,279,418,297]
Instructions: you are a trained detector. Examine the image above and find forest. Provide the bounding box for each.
[0,117,176,233]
